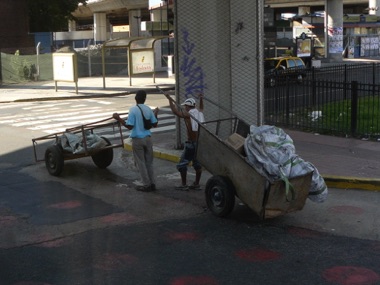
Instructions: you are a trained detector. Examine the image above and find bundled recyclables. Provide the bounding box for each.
[244,125,328,203]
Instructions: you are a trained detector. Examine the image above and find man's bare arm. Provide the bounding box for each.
[164,93,188,118]
[113,113,133,130]
[152,107,159,128]
[198,93,204,112]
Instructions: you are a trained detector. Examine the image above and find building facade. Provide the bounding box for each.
[3,0,380,59]
[264,0,380,59]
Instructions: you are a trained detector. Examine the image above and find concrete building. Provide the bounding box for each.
[67,0,380,62]
[264,0,380,61]
[2,0,380,60]
[70,0,173,43]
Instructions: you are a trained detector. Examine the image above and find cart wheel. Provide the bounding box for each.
[205,175,235,217]
[91,137,113,169]
[45,145,64,176]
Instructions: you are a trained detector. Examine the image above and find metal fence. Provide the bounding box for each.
[0,49,124,85]
[305,62,380,85]
[265,79,380,140]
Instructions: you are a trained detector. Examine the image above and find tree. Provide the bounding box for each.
[28,0,87,32]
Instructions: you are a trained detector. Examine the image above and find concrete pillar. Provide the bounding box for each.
[368,0,380,15]
[94,12,107,44]
[325,0,343,62]
[167,54,173,77]
[231,1,264,125]
[150,5,167,22]
[298,6,310,15]
[129,9,141,37]
[68,20,76,32]
[174,0,264,145]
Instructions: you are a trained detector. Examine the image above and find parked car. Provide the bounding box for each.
[264,56,307,87]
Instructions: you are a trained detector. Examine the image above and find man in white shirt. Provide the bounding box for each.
[164,93,205,191]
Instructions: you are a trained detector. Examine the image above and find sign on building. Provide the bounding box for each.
[131,51,154,74]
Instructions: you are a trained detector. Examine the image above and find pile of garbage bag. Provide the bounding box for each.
[244,125,328,203]
[59,131,108,154]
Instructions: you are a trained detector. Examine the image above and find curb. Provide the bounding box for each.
[124,138,181,163]
[7,92,131,103]
[323,175,380,192]
[0,85,175,104]
[123,139,380,192]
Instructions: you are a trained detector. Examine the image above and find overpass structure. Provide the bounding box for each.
[71,0,172,43]
[68,0,380,62]
[266,0,367,7]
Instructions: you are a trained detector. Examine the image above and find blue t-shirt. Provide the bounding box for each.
[126,104,158,138]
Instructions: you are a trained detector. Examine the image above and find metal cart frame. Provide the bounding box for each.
[32,114,127,176]
[195,108,312,220]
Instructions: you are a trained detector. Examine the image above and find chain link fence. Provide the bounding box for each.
[0,45,131,85]
[1,52,50,84]
[174,0,264,145]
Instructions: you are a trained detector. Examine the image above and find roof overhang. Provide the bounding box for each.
[73,0,149,19]
[102,35,168,49]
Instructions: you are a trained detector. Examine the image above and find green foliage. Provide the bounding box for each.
[11,50,37,81]
[267,95,380,138]
[321,96,380,135]
[27,0,87,32]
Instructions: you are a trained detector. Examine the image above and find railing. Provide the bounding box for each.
[264,78,380,140]
[304,62,380,85]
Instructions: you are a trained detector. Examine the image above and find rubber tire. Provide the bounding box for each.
[205,175,235,217]
[45,145,64,176]
[91,137,113,169]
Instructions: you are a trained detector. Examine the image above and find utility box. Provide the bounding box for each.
[52,52,78,93]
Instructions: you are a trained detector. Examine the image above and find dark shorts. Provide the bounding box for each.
[176,141,202,172]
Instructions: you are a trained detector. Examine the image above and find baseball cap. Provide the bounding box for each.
[181,98,196,107]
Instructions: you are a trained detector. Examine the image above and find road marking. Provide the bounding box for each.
[0,100,176,135]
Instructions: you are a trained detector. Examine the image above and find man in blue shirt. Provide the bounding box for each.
[113,90,159,192]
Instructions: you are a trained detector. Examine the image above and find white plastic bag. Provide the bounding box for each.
[244,125,328,202]
[60,131,107,154]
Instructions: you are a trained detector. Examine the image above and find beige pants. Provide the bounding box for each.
[131,136,155,186]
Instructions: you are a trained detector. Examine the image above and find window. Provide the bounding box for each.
[287,59,296,68]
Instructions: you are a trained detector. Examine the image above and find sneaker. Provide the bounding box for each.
[151,184,157,191]
[189,183,201,190]
[175,184,189,191]
[136,185,152,192]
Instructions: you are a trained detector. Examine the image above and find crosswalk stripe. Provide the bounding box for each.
[22,102,72,110]
[0,100,176,135]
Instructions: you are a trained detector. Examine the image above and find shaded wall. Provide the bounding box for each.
[0,0,34,54]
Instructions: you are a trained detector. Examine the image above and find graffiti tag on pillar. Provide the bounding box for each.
[180,28,205,97]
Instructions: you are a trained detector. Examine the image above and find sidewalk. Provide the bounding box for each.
[1,72,380,192]
[0,73,175,103]
[138,130,380,192]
